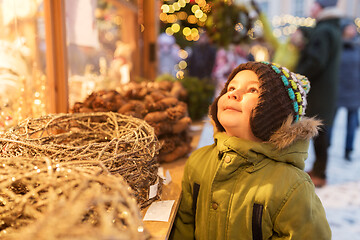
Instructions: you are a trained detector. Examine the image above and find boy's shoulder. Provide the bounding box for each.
[259,160,312,188]
[188,144,216,161]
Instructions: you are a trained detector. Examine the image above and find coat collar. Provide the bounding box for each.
[214,131,310,170]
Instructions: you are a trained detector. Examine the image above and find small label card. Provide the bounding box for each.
[143,200,175,222]
[157,167,172,185]
[149,182,159,199]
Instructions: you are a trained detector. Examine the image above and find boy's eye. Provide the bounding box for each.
[249,87,259,93]
[228,86,235,92]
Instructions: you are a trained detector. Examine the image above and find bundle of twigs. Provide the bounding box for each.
[0,157,149,240]
[0,112,162,208]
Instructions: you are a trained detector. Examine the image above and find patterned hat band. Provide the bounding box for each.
[261,61,310,122]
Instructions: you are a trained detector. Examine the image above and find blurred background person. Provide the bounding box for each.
[296,0,343,187]
[187,32,217,80]
[251,0,308,72]
[211,47,235,97]
[335,19,360,161]
[157,33,181,77]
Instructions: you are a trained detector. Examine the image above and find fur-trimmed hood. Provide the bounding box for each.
[213,120,320,170]
[269,116,322,149]
[211,115,322,150]
[317,7,343,21]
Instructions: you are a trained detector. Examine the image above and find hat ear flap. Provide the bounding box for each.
[209,95,225,132]
[269,116,322,149]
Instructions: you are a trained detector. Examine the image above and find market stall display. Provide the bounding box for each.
[0,112,162,208]
[72,81,192,163]
[0,40,30,131]
[0,157,148,240]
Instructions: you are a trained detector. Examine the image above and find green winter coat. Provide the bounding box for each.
[171,119,331,240]
[296,8,342,126]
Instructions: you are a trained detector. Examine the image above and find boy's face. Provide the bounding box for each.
[217,70,261,141]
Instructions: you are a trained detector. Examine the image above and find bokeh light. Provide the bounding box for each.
[171,23,181,32]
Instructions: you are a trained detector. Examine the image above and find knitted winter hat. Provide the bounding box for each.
[316,0,338,8]
[210,61,311,142]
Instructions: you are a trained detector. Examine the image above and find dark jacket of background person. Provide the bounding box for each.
[296,8,342,127]
[187,34,217,80]
[337,24,360,109]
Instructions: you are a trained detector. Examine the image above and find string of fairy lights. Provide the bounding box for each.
[160,0,209,41]
[159,0,317,78]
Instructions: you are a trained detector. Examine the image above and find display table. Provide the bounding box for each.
[142,121,205,239]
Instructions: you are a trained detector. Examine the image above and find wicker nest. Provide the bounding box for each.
[0,112,162,208]
[0,157,149,240]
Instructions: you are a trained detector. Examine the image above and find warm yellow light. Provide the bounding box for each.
[202,4,211,13]
[166,27,174,35]
[187,15,197,24]
[161,4,170,13]
[113,16,122,25]
[167,14,178,23]
[197,0,206,7]
[179,0,186,8]
[355,18,360,26]
[178,49,189,59]
[177,11,187,20]
[171,23,181,33]
[173,2,181,11]
[234,23,244,32]
[183,27,191,36]
[305,17,315,27]
[194,9,203,19]
[176,71,185,79]
[248,28,256,39]
[168,5,175,13]
[191,5,200,13]
[191,28,199,36]
[251,44,269,62]
[178,60,187,69]
[199,13,207,22]
[159,12,167,22]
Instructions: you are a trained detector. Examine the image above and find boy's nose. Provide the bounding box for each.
[228,90,242,101]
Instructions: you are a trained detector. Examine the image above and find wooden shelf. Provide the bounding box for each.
[142,121,205,239]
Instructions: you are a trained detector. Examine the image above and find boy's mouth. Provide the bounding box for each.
[224,106,241,112]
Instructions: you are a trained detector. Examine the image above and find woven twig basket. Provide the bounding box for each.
[0,112,162,208]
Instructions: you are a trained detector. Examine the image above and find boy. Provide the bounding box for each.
[171,61,331,239]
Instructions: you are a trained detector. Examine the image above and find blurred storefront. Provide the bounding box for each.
[0,0,159,131]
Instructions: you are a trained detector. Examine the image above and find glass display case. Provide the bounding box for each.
[65,0,143,108]
[0,0,158,132]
